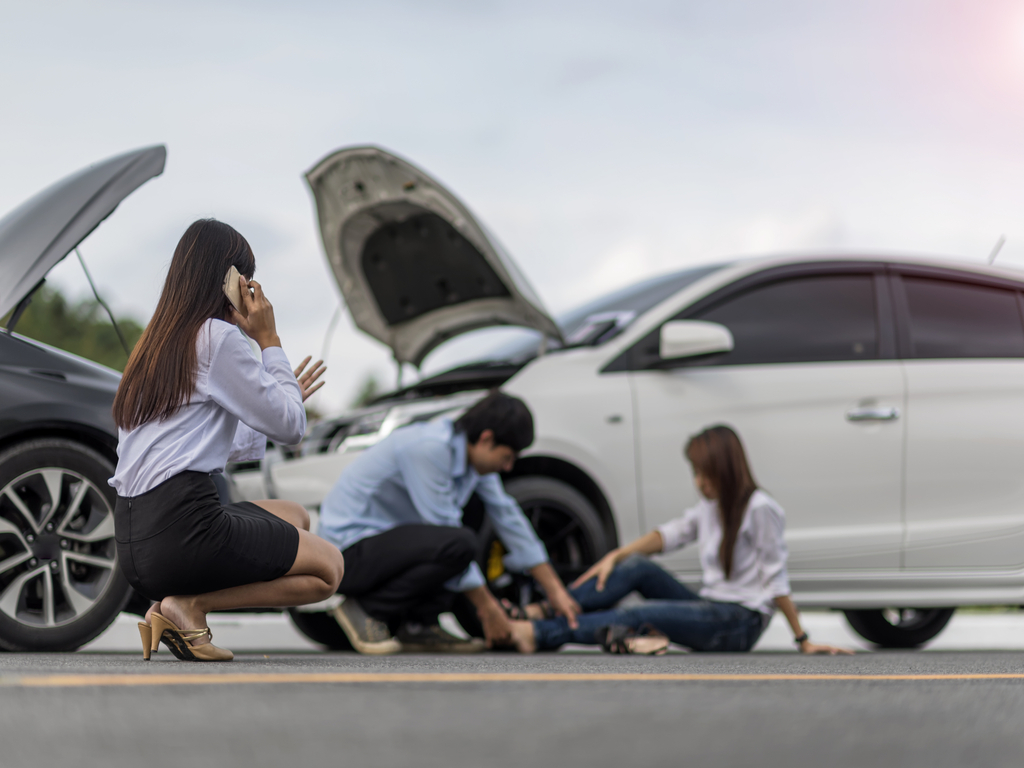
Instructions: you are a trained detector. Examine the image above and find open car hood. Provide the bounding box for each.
[305,146,561,366]
[0,145,166,321]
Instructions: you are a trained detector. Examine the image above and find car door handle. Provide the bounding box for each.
[846,406,900,422]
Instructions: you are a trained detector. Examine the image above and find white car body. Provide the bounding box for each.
[231,146,1024,644]
[236,250,1024,611]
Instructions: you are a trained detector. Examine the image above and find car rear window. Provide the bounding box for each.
[901,277,1024,359]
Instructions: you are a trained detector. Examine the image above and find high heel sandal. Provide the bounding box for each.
[598,623,670,656]
[138,604,163,660]
[499,598,554,621]
[137,620,159,660]
[149,612,234,662]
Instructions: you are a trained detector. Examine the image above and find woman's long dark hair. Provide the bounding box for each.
[685,425,758,580]
[113,219,255,431]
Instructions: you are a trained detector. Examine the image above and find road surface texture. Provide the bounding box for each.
[1,612,1023,768]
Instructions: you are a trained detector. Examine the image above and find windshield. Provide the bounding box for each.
[419,263,723,377]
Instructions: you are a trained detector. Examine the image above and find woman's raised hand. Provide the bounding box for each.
[231,277,281,351]
[571,550,620,592]
[293,356,327,402]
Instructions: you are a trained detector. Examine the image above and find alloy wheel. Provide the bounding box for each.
[0,467,118,629]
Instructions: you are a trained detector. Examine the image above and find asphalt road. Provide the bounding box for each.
[3,613,1024,768]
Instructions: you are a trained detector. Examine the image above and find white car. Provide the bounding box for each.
[234,146,1024,649]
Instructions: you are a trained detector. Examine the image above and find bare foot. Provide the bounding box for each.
[508,620,537,654]
[144,602,160,624]
[158,596,211,647]
[523,603,547,621]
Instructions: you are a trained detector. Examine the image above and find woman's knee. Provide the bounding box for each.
[290,532,343,591]
[307,547,343,601]
[323,542,345,591]
[332,548,345,590]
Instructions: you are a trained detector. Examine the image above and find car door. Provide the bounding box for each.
[895,269,1024,568]
[625,265,905,579]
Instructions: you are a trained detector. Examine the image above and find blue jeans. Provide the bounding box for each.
[532,555,765,652]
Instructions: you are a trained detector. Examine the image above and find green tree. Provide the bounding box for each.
[1,286,144,372]
[350,371,383,408]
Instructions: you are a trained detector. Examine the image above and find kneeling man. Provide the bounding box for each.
[318,391,580,653]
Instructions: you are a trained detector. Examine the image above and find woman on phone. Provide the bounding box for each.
[110,219,344,662]
[506,425,852,655]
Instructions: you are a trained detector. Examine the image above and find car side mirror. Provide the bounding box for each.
[659,320,734,360]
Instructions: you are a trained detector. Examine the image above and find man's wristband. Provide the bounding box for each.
[793,632,809,645]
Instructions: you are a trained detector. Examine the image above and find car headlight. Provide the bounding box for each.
[349,409,389,436]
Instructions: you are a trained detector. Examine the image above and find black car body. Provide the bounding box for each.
[0,146,164,650]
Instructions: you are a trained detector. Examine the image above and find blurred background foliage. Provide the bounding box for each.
[1,285,143,372]
[350,371,383,408]
[3,286,385,415]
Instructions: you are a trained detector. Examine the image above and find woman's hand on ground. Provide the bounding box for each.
[231,278,281,350]
[800,640,855,655]
[571,550,620,591]
[546,586,582,629]
[293,356,326,402]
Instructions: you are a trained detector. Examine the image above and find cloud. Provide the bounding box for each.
[6,0,1024,418]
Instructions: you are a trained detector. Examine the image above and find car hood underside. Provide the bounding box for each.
[305,146,561,367]
[0,145,166,321]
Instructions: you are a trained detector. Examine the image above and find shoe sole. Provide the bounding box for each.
[332,606,403,655]
[158,631,233,662]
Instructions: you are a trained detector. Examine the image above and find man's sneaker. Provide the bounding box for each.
[331,598,402,655]
[396,623,486,654]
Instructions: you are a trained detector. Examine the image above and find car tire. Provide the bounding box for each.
[287,608,354,651]
[843,608,956,648]
[0,438,131,651]
[501,476,610,584]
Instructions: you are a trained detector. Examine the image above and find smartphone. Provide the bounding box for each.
[223,265,250,318]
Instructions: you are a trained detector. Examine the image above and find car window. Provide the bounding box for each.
[902,277,1024,359]
[692,274,878,365]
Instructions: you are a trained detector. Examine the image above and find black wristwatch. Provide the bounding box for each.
[794,632,809,645]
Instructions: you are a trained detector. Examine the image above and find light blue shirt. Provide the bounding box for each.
[318,419,549,592]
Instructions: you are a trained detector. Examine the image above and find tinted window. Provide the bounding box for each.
[693,275,878,365]
[902,277,1024,359]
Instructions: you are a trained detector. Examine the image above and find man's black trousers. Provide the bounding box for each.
[338,524,479,629]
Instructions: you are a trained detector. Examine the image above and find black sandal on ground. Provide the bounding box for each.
[499,598,554,621]
[598,624,670,656]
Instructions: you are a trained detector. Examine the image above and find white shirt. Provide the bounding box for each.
[656,490,791,617]
[109,319,305,497]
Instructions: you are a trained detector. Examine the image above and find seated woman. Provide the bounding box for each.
[507,425,852,655]
[111,219,345,661]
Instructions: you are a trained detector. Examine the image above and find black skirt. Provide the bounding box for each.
[114,471,300,601]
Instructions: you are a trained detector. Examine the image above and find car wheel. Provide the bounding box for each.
[501,476,610,585]
[0,439,131,651]
[844,607,956,648]
[287,608,354,651]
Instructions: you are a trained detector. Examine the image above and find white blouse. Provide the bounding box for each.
[656,490,791,617]
[109,319,305,498]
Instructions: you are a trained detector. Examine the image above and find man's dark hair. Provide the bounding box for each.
[454,391,534,452]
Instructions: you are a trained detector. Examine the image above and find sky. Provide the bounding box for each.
[4,0,1024,413]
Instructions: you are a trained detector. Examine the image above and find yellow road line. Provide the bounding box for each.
[4,672,1024,687]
